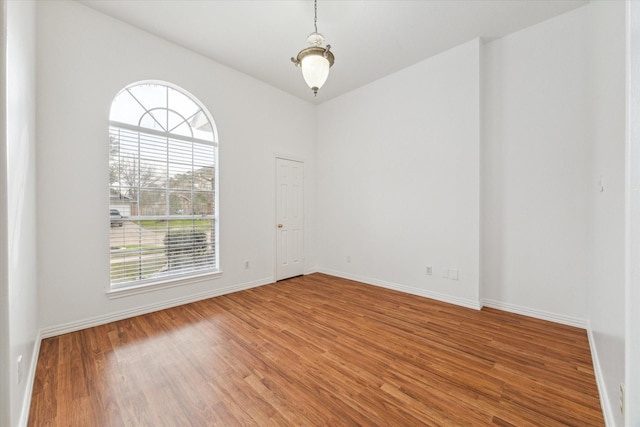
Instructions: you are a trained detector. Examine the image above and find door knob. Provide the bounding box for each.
[277,224,283,228]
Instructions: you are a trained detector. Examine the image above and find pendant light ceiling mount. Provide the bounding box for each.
[291,0,335,96]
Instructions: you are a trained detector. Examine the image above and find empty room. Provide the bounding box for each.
[2,0,639,426]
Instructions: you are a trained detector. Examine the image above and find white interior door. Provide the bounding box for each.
[276,158,304,280]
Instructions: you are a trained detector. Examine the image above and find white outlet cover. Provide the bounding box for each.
[450,269,459,280]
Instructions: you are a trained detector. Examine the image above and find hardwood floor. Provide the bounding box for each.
[28,273,604,426]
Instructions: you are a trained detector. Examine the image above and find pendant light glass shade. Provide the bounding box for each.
[301,52,330,93]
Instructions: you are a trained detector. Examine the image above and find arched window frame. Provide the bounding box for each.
[108,81,220,293]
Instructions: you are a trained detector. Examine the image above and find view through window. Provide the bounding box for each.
[109,82,218,289]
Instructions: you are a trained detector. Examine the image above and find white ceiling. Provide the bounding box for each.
[78,0,589,104]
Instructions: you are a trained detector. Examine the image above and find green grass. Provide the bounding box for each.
[117,244,162,251]
[136,219,212,231]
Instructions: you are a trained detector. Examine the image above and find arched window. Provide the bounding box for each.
[109,82,218,289]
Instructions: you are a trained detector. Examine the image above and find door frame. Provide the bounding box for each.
[274,155,306,281]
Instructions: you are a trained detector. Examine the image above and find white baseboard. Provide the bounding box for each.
[587,324,615,427]
[40,277,274,338]
[317,268,482,310]
[481,298,587,328]
[18,330,41,427]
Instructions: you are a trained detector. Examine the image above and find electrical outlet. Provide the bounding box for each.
[17,355,23,384]
[426,266,433,276]
[442,269,449,279]
[450,269,459,280]
[244,260,250,269]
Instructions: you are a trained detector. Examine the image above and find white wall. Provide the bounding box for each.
[482,7,590,326]
[36,1,317,332]
[5,1,39,426]
[587,1,627,426]
[1,2,8,425]
[627,2,640,423]
[317,39,481,308]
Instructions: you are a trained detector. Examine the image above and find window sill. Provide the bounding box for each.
[105,270,223,299]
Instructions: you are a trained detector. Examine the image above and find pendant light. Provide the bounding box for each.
[291,0,335,96]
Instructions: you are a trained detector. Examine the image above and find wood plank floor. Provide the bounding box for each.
[28,273,604,426]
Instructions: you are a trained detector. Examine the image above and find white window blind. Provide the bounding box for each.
[109,83,218,289]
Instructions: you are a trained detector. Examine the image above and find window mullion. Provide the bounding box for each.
[166,136,170,218]
[109,121,215,147]
[137,131,143,281]
[129,88,166,132]
[191,140,195,222]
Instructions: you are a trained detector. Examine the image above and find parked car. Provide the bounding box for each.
[110,209,124,227]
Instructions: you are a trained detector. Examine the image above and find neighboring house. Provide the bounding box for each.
[109,190,135,217]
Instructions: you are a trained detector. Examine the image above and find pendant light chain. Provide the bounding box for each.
[314,0,318,33]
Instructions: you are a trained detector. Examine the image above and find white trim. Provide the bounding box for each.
[44,277,273,338]
[273,153,306,164]
[18,331,40,427]
[482,298,586,328]
[317,268,482,310]
[106,270,223,299]
[587,324,615,427]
